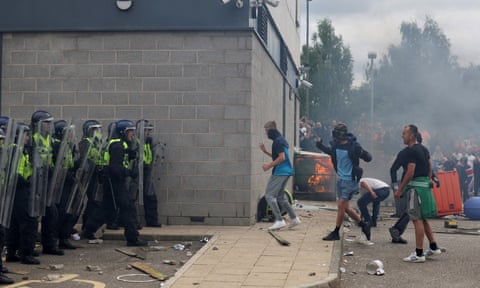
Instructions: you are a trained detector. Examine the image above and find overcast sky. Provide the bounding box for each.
[300,0,480,86]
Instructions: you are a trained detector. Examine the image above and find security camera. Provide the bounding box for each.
[236,0,244,8]
[301,79,313,89]
[219,0,231,4]
[264,0,279,7]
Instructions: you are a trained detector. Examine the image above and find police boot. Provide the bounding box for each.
[59,239,77,250]
[21,255,40,265]
[5,249,20,263]
[42,247,64,256]
[0,273,14,285]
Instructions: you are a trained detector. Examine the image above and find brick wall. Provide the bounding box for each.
[1,31,296,225]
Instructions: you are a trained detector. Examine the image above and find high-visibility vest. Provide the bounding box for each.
[104,138,129,168]
[18,150,33,180]
[33,133,53,167]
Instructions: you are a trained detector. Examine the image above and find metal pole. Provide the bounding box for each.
[305,0,311,117]
[367,51,376,153]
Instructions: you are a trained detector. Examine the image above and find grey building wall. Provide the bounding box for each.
[1,30,296,225]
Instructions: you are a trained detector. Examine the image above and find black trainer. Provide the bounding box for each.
[21,255,40,265]
[59,239,78,250]
[361,222,371,241]
[322,231,340,241]
[0,274,14,285]
[42,248,65,256]
[392,237,408,244]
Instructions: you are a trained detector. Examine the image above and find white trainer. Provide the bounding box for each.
[403,252,426,263]
[425,248,442,258]
[288,218,301,229]
[268,220,287,230]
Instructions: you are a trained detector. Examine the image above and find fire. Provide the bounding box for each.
[307,161,333,193]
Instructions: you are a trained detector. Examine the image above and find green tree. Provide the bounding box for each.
[300,19,353,123]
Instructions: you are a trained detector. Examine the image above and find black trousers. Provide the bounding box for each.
[84,178,139,243]
[57,177,78,240]
[41,205,59,249]
[6,186,38,257]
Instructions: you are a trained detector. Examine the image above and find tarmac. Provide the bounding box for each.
[104,201,343,288]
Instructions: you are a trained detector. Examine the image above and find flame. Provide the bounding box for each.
[295,152,335,194]
[307,161,333,193]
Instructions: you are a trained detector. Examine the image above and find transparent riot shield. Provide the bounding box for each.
[136,121,145,205]
[144,136,166,197]
[0,119,21,228]
[29,119,53,217]
[47,124,75,207]
[66,136,98,217]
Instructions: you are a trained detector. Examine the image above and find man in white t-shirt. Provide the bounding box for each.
[357,177,391,227]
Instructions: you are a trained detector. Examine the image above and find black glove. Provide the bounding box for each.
[127,148,137,160]
[432,176,440,188]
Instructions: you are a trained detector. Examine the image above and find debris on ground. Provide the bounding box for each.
[130,262,167,281]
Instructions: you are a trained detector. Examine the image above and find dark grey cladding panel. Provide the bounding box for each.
[0,0,250,32]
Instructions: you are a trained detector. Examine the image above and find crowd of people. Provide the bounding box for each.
[299,115,480,203]
[0,111,163,285]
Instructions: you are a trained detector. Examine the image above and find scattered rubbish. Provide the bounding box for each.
[87,239,103,244]
[339,267,346,273]
[186,251,193,257]
[308,272,316,276]
[150,246,168,251]
[134,247,148,260]
[343,251,354,256]
[43,274,62,281]
[268,230,291,246]
[344,223,352,227]
[181,241,193,247]
[366,260,385,276]
[116,273,157,283]
[200,237,209,243]
[86,265,102,272]
[49,264,64,270]
[130,262,167,281]
[115,248,137,257]
[212,247,219,251]
[162,260,177,265]
[444,220,458,228]
[173,244,185,251]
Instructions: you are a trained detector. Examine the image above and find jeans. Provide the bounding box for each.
[357,187,390,226]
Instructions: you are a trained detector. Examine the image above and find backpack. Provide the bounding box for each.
[257,189,294,222]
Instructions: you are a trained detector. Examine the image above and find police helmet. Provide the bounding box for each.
[0,116,10,130]
[15,122,30,135]
[31,110,54,127]
[53,120,68,139]
[82,120,102,137]
[332,123,348,142]
[136,119,153,130]
[115,120,136,139]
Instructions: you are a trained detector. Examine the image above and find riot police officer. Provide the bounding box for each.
[52,120,78,250]
[30,110,64,256]
[5,122,40,265]
[78,120,103,231]
[136,119,161,227]
[83,120,147,246]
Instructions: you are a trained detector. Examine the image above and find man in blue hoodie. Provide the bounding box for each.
[259,121,301,230]
[316,123,372,241]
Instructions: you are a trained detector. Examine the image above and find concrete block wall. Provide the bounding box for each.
[1,30,296,226]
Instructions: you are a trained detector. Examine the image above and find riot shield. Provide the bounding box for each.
[0,119,21,228]
[144,136,167,197]
[47,123,75,207]
[29,119,53,217]
[66,128,103,217]
[136,121,145,205]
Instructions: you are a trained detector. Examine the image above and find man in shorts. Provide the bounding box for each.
[394,124,442,263]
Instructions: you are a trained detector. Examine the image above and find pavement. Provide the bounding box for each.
[103,201,342,288]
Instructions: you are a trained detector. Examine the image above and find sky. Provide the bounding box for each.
[300,0,480,87]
